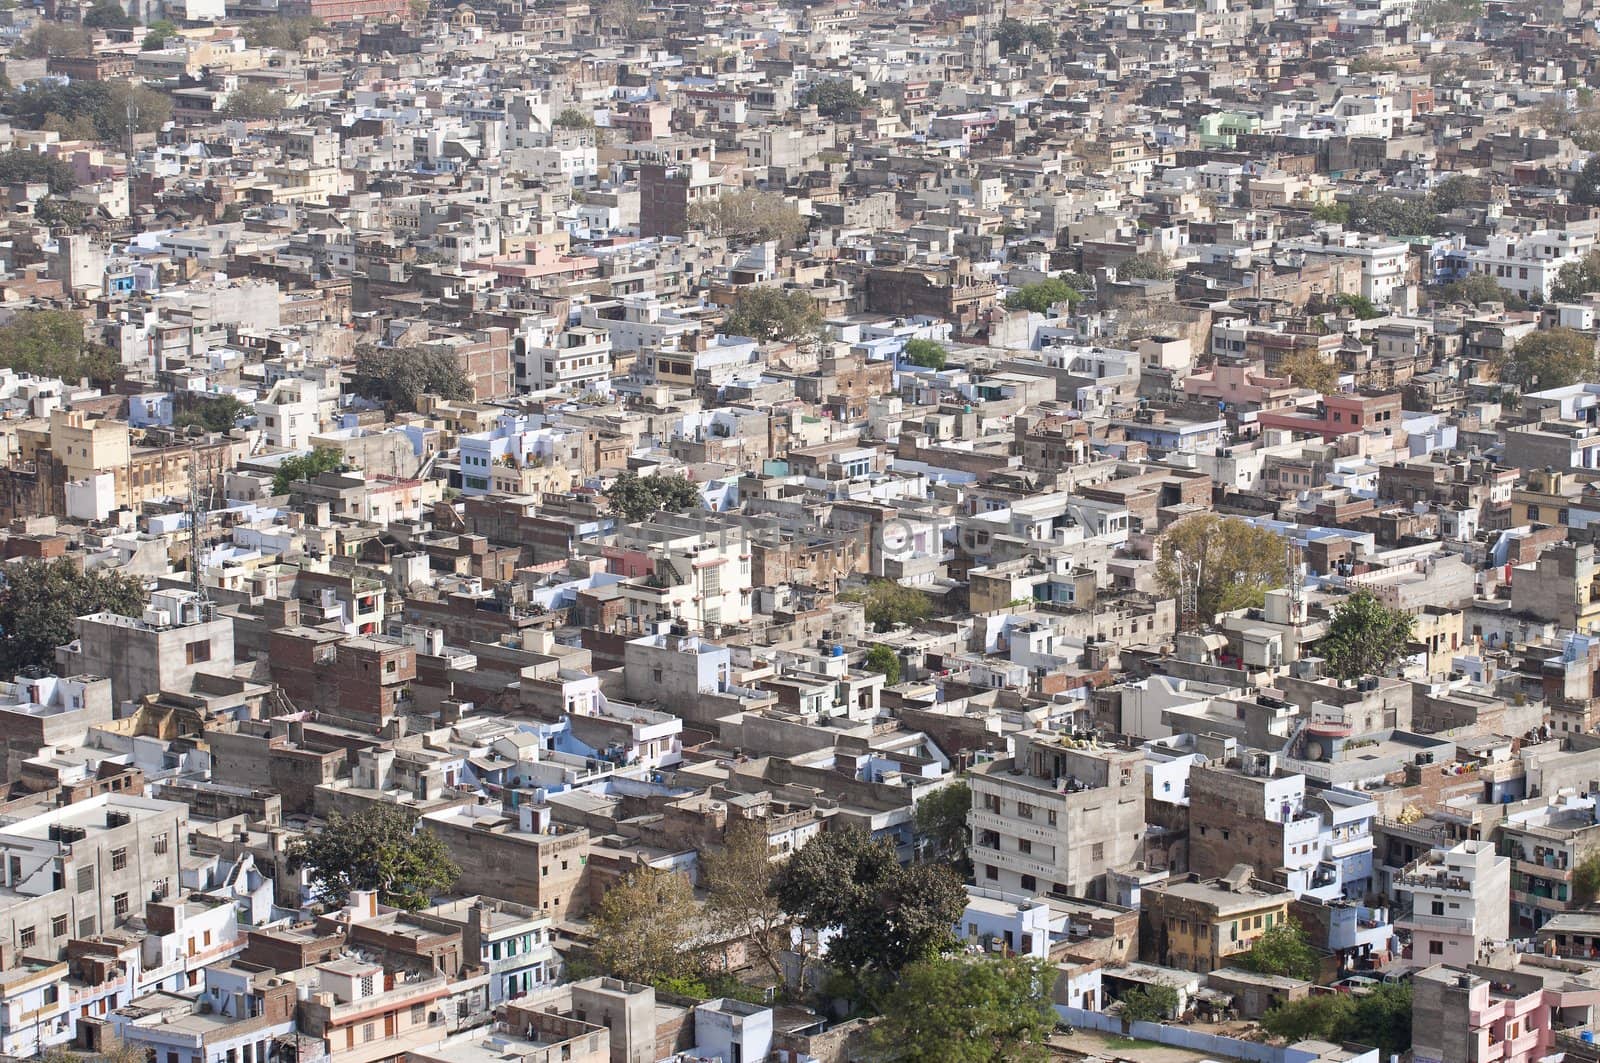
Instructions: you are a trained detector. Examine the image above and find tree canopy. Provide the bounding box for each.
[902,338,948,370]
[6,81,170,139]
[1262,984,1411,1057]
[863,643,902,685]
[1317,590,1415,681]
[1237,920,1321,981]
[804,80,865,119]
[701,818,787,982]
[142,19,180,48]
[174,395,246,434]
[349,344,472,411]
[1120,982,1181,1023]
[0,309,119,387]
[844,580,932,632]
[82,1,134,28]
[1504,328,1597,391]
[686,189,807,244]
[1004,277,1084,314]
[1434,272,1525,309]
[223,83,288,120]
[590,865,702,984]
[0,150,77,195]
[871,956,1056,1062]
[775,827,967,976]
[240,15,324,48]
[996,18,1054,52]
[1278,350,1338,393]
[553,107,594,129]
[1553,251,1600,302]
[15,23,92,58]
[913,779,971,868]
[0,559,145,674]
[1119,251,1175,281]
[1155,514,1290,626]
[604,472,702,523]
[1575,155,1600,207]
[723,287,825,345]
[273,448,347,495]
[290,806,460,911]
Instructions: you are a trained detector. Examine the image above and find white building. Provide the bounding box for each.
[1467,228,1598,303]
[1395,839,1509,966]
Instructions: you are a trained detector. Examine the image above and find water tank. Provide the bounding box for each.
[1583,1032,1595,1044]
[831,644,845,657]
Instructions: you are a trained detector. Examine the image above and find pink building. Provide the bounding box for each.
[1255,391,1403,442]
[1412,959,1600,1063]
[1182,361,1305,411]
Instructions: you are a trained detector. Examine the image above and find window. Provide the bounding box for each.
[114,893,129,918]
[153,880,169,901]
[19,926,35,949]
[985,864,998,880]
[1091,842,1104,861]
[1020,874,1036,891]
[411,1004,426,1024]
[79,917,95,937]
[51,916,67,939]
[363,1023,376,1043]
[1017,802,1033,820]
[1429,940,1444,955]
[1019,839,1032,855]
[112,848,128,871]
[185,640,211,665]
[77,867,94,892]
[42,984,56,1005]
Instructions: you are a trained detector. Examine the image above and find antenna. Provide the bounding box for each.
[1287,538,1303,614]
[126,97,138,222]
[188,452,211,604]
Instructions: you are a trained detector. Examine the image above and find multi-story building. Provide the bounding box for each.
[421,898,560,1005]
[58,589,236,709]
[1396,839,1510,967]
[1466,228,1597,303]
[1139,869,1298,975]
[1499,795,1600,932]
[420,804,590,921]
[968,733,1145,900]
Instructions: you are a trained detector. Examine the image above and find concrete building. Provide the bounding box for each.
[968,732,1145,900]
[420,803,590,920]
[57,589,236,709]
[1395,839,1510,967]
[1139,868,1298,975]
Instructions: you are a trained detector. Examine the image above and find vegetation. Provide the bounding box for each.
[1119,982,1181,1023]
[1262,984,1412,1057]
[1552,250,1600,302]
[0,309,120,388]
[1310,202,1349,224]
[0,559,145,674]
[1278,350,1338,393]
[1004,276,1085,314]
[223,83,289,120]
[15,23,92,58]
[7,81,171,139]
[0,151,76,194]
[1435,272,1525,309]
[863,643,902,685]
[775,827,967,977]
[1504,327,1598,390]
[589,865,702,984]
[913,779,971,866]
[34,197,91,230]
[996,18,1054,52]
[722,287,825,345]
[701,818,788,982]
[1317,590,1416,681]
[272,448,347,494]
[1237,920,1321,981]
[174,395,247,434]
[803,79,865,119]
[871,956,1056,1062]
[1576,852,1600,904]
[902,338,948,370]
[289,805,460,911]
[844,579,932,632]
[142,18,180,48]
[240,15,324,48]
[604,472,702,523]
[1330,292,1381,320]
[1155,514,1290,626]
[686,189,807,244]
[1119,251,1175,281]
[349,344,472,411]
[1343,187,1471,237]
[1416,0,1483,27]
[553,107,594,129]
[82,0,134,28]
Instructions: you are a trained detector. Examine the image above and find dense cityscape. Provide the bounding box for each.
[4,0,1600,1059]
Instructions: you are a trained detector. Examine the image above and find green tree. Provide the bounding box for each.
[6,81,170,138]
[871,956,1055,1062]
[1505,327,1597,390]
[1310,202,1349,224]
[701,818,787,982]
[1552,250,1600,302]
[0,309,119,386]
[1317,590,1416,682]
[913,779,970,865]
[1278,350,1338,393]
[290,805,460,911]
[1346,194,1440,236]
[34,196,90,230]
[1120,982,1181,1023]
[722,287,824,345]
[844,580,932,632]
[240,16,324,48]
[349,344,472,411]
[1237,920,1321,981]
[589,866,702,984]
[553,107,593,129]
[0,559,145,674]
[1261,993,1354,1043]
[1436,272,1525,309]
[272,448,346,494]
[223,83,287,120]
[604,472,702,523]
[902,338,947,370]
[686,189,806,244]
[14,23,92,58]
[1004,277,1084,313]
[803,79,865,120]
[1416,0,1483,27]
[776,827,966,976]
[1331,292,1381,319]
[174,395,245,433]
[1574,154,1600,207]
[863,643,902,685]
[0,151,77,194]
[1575,852,1600,903]
[82,1,133,28]
[1119,251,1175,280]
[1340,984,1413,1058]
[142,19,179,48]
[1155,514,1289,626]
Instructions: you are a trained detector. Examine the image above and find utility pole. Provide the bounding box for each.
[188,453,211,606]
